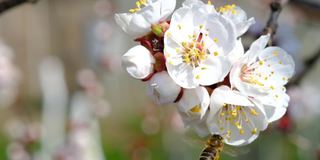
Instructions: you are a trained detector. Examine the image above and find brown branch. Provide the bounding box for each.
[0,0,38,15]
[263,1,283,46]
[288,48,320,87]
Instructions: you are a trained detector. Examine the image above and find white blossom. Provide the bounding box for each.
[164,2,237,88]
[229,35,294,123]
[121,45,155,79]
[207,86,268,146]
[114,0,176,37]
[146,71,181,105]
[230,34,294,97]
[177,86,210,119]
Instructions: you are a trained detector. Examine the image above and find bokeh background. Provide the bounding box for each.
[0,0,319,159]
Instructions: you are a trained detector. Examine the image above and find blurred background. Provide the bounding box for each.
[0,0,319,159]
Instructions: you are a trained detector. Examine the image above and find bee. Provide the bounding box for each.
[199,134,224,160]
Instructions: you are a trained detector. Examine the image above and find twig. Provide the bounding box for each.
[288,48,320,87]
[263,1,283,46]
[0,0,38,15]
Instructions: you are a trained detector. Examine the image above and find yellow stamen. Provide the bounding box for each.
[249,108,259,116]
[259,60,264,66]
[190,105,201,113]
[218,4,237,14]
[129,0,148,13]
[251,128,258,135]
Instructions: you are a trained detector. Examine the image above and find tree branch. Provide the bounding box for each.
[0,0,38,15]
[288,48,320,86]
[263,1,283,46]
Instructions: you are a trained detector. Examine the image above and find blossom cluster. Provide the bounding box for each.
[115,0,295,146]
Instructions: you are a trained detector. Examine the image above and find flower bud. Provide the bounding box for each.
[122,45,155,79]
[147,71,181,105]
[177,87,210,119]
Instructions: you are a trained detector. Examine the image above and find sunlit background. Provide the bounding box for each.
[0,0,319,159]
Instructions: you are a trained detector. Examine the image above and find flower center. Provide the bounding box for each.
[129,0,148,13]
[217,104,259,140]
[240,65,265,87]
[181,33,208,68]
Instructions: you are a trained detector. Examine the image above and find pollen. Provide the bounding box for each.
[239,129,245,135]
[219,4,237,14]
[180,32,209,67]
[190,105,201,113]
[259,60,264,66]
[166,32,172,37]
[213,38,219,43]
[249,108,259,116]
[207,0,212,5]
[195,75,200,79]
[214,51,219,56]
[129,0,148,13]
[201,67,207,70]
[273,51,279,56]
[270,85,275,90]
[235,122,242,129]
[251,128,258,135]
[177,24,182,30]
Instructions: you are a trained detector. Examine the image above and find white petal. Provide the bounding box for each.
[160,0,177,20]
[178,111,210,137]
[146,71,181,105]
[206,12,237,54]
[115,0,176,37]
[257,47,295,86]
[182,0,216,13]
[166,62,198,88]
[209,86,255,115]
[121,45,155,79]
[115,13,151,37]
[182,0,204,7]
[221,6,255,36]
[253,89,290,122]
[245,34,270,61]
[177,86,210,119]
[193,56,231,86]
[228,39,244,64]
